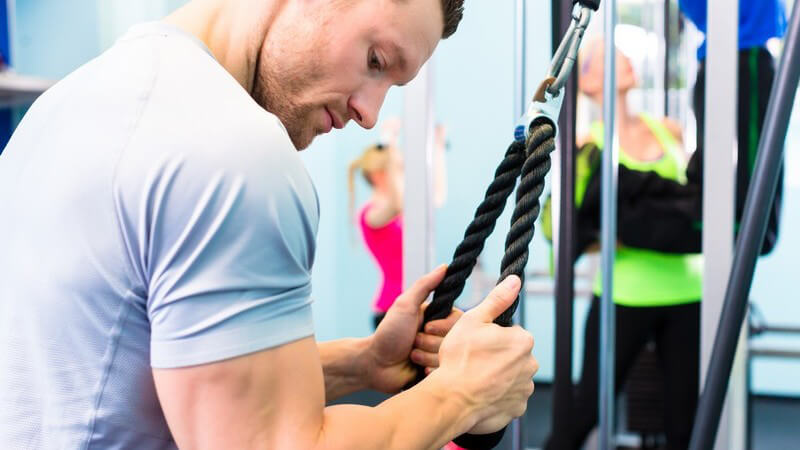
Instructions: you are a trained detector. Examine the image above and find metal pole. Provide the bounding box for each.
[663,0,671,117]
[551,0,578,447]
[689,4,800,448]
[514,0,527,123]
[512,0,527,330]
[701,0,740,447]
[757,325,800,334]
[599,1,617,449]
[746,344,754,450]
[402,61,435,289]
[511,1,527,448]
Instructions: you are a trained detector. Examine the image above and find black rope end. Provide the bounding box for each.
[452,428,506,450]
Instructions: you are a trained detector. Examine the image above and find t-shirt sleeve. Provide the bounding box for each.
[114,130,319,369]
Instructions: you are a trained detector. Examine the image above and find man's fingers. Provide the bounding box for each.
[395,264,447,310]
[466,275,521,323]
[414,332,444,354]
[424,308,463,336]
[410,349,439,368]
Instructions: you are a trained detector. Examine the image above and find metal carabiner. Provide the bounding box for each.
[514,77,564,142]
[547,5,592,95]
[514,4,593,143]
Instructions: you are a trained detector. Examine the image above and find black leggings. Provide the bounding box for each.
[547,298,700,450]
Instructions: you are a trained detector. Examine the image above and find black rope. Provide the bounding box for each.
[424,120,555,326]
[495,122,554,325]
[418,120,556,449]
[422,141,527,324]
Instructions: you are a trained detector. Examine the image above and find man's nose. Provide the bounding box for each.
[348,82,390,130]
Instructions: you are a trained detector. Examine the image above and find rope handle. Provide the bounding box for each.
[413,121,556,449]
[409,6,597,449]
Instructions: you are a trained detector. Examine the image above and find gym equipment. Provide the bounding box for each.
[549,0,581,447]
[413,3,597,448]
[598,2,618,449]
[688,1,800,448]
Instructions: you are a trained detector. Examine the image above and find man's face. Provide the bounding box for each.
[253,0,444,150]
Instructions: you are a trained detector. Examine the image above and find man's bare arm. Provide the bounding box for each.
[317,337,370,401]
[153,274,536,450]
[153,337,476,450]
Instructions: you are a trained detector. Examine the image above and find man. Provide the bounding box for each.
[0,0,538,448]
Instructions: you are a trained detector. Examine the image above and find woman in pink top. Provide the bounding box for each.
[349,120,448,328]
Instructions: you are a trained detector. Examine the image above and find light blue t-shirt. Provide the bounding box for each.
[0,23,319,449]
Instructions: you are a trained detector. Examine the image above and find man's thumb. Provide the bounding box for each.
[468,275,521,323]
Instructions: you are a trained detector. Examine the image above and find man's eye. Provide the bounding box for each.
[368,50,383,72]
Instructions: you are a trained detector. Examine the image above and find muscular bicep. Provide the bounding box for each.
[153,337,325,450]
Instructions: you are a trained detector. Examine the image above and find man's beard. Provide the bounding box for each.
[252,55,322,150]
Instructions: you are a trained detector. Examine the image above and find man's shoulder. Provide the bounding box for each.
[141,32,298,166]
[117,30,303,183]
[121,110,315,214]
[103,25,317,220]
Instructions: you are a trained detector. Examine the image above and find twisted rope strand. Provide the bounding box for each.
[495,123,555,326]
[406,122,556,450]
[451,123,556,450]
[424,123,555,326]
[423,141,527,323]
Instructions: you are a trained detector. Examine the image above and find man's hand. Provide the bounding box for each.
[364,265,462,393]
[434,275,538,435]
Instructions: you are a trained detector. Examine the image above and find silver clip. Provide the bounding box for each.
[514,5,592,143]
[514,78,564,142]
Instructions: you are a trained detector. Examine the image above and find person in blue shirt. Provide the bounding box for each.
[682,0,786,248]
[679,0,787,60]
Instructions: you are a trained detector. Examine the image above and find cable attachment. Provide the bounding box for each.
[514,4,592,143]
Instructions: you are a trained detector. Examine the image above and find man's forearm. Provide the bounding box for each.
[314,370,476,450]
[318,338,372,401]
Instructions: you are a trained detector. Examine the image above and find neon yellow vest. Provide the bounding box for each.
[591,114,703,306]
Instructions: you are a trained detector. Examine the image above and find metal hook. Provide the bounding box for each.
[546,5,592,95]
[513,4,594,143]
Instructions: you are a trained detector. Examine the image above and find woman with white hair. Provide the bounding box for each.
[545,38,702,450]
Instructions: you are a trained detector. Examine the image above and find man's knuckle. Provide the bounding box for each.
[521,332,534,351]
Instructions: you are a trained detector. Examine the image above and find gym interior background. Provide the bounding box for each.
[2,0,799,449]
